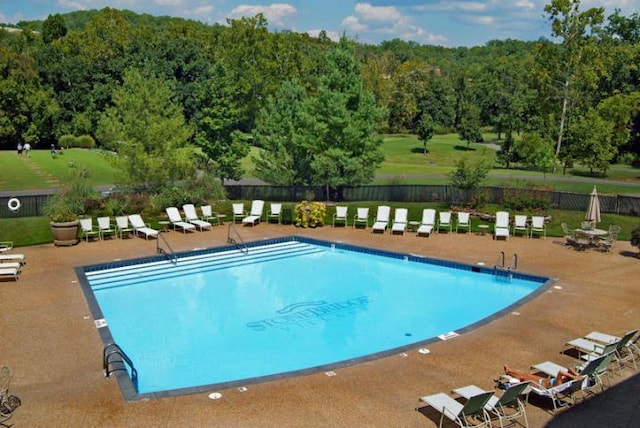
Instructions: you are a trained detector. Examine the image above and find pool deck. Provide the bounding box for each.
[1,223,639,427]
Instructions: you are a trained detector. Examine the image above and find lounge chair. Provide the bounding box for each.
[0,254,26,265]
[456,212,471,234]
[531,353,612,399]
[417,209,436,237]
[565,330,637,374]
[200,205,220,225]
[0,267,20,282]
[97,216,116,240]
[182,204,212,231]
[437,211,452,234]
[115,216,134,239]
[494,211,510,240]
[0,242,12,252]
[372,205,390,234]
[232,203,246,223]
[128,214,159,240]
[266,203,282,224]
[353,207,369,229]
[418,390,493,428]
[512,215,529,237]
[333,206,348,227]
[242,200,264,226]
[79,218,100,242]
[452,381,531,428]
[530,216,546,239]
[391,208,408,235]
[1,366,21,427]
[165,207,196,233]
[585,329,639,371]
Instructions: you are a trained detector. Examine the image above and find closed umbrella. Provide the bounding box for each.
[585,186,601,226]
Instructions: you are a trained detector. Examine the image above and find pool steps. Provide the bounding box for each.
[87,241,324,290]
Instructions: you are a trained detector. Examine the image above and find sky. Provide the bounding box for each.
[1,1,639,47]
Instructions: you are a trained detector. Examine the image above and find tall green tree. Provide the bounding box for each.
[416,113,435,155]
[194,62,249,183]
[96,69,195,191]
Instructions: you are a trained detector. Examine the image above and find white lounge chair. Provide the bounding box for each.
[242,200,264,226]
[530,215,546,239]
[513,215,529,237]
[333,206,348,227]
[0,266,20,281]
[585,329,639,371]
[417,208,436,237]
[456,212,471,234]
[128,214,159,240]
[115,216,134,239]
[182,204,212,231]
[353,207,369,229]
[165,207,196,233]
[437,211,452,233]
[452,381,531,428]
[200,205,220,225]
[97,216,116,240]
[232,203,246,223]
[391,208,408,235]
[419,390,493,428]
[266,203,282,224]
[494,211,510,240]
[0,241,12,252]
[0,253,26,265]
[372,205,390,233]
[79,218,100,242]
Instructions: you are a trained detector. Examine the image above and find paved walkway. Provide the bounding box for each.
[1,225,639,427]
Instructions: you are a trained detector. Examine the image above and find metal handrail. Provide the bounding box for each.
[227,223,248,254]
[156,231,177,264]
[103,343,138,391]
[510,253,518,271]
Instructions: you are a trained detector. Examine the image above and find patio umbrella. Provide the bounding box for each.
[585,186,601,226]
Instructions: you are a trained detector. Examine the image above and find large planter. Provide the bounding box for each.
[51,220,80,246]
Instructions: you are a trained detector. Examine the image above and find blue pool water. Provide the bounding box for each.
[79,237,549,399]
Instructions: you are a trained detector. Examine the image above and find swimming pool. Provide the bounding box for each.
[77,236,552,400]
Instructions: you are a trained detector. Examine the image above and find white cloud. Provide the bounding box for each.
[342,2,447,45]
[229,3,297,27]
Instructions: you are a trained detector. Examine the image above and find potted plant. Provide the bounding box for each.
[630,226,640,253]
[43,169,97,246]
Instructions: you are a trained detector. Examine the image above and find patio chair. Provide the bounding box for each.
[242,200,264,226]
[115,216,134,239]
[372,205,391,234]
[452,381,531,428]
[437,211,453,234]
[266,203,282,224]
[391,208,408,235]
[585,329,639,371]
[456,212,471,234]
[530,216,546,239]
[353,207,369,229]
[232,203,246,223]
[182,204,212,231]
[596,225,621,252]
[417,208,436,237]
[79,218,100,242]
[1,366,21,428]
[512,215,529,238]
[418,390,493,428]
[566,330,637,375]
[333,206,348,227]
[165,207,196,233]
[494,211,510,240]
[200,205,220,225]
[128,214,159,240]
[97,216,116,240]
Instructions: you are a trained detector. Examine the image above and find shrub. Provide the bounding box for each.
[501,181,551,212]
[76,135,95,148]
[58,134,76,148]
[631,226,640,252]
[294,201,326,228]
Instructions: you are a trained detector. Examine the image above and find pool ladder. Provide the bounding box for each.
[103,343,138,392]
[494,251,517,281]
[227,223,249,254]
[156,231,177,264]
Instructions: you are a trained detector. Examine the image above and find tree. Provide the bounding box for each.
[566,109,616,175]
[194,62,249,183]
[448,156,492,190]
[458,104,482,150]
[96,69,195,192]
[416,114,435,155]
[514,133,557,178]
[42,14,67,44]
[542,0,605,170]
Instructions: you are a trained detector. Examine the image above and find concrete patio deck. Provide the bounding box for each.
[1,223,639,427]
